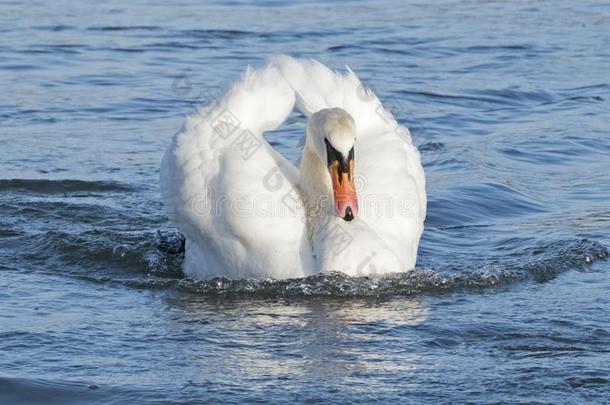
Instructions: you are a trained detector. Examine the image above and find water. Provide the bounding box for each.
[1,0,609,403]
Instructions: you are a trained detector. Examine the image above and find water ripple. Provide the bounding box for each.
[0,179,136,193]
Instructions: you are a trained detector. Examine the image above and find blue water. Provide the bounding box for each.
[1,1,609,403]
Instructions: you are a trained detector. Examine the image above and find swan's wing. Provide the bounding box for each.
[273,56,426,268]
[160,64,313,279]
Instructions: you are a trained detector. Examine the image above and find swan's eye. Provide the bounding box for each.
[325,139,353,179]
[325,138,342,168]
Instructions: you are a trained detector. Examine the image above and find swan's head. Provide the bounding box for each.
[308,107,359,221]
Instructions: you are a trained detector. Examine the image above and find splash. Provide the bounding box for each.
[136,236,607,298]
[6,226,607,299]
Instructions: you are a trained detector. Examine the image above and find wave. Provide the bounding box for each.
[142,239,607,298]
[0,376,140,405]
[0,179,136,193]
[19,228,606,299]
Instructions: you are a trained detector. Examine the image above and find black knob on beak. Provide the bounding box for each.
[343,206,354,221]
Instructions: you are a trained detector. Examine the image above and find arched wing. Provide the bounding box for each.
[160,65,313,279]
[273,56,426,268]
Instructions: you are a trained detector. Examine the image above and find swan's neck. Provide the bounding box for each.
[298,138,334,228]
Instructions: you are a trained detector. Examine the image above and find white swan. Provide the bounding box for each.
[160,56,426,279]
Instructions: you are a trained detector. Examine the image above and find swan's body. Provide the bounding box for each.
[160,56,426,279]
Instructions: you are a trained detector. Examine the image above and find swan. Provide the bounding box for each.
[160,56,426,279]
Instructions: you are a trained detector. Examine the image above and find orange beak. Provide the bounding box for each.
[329,159,359,221]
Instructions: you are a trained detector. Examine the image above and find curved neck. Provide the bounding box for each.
[298,135,334,224]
